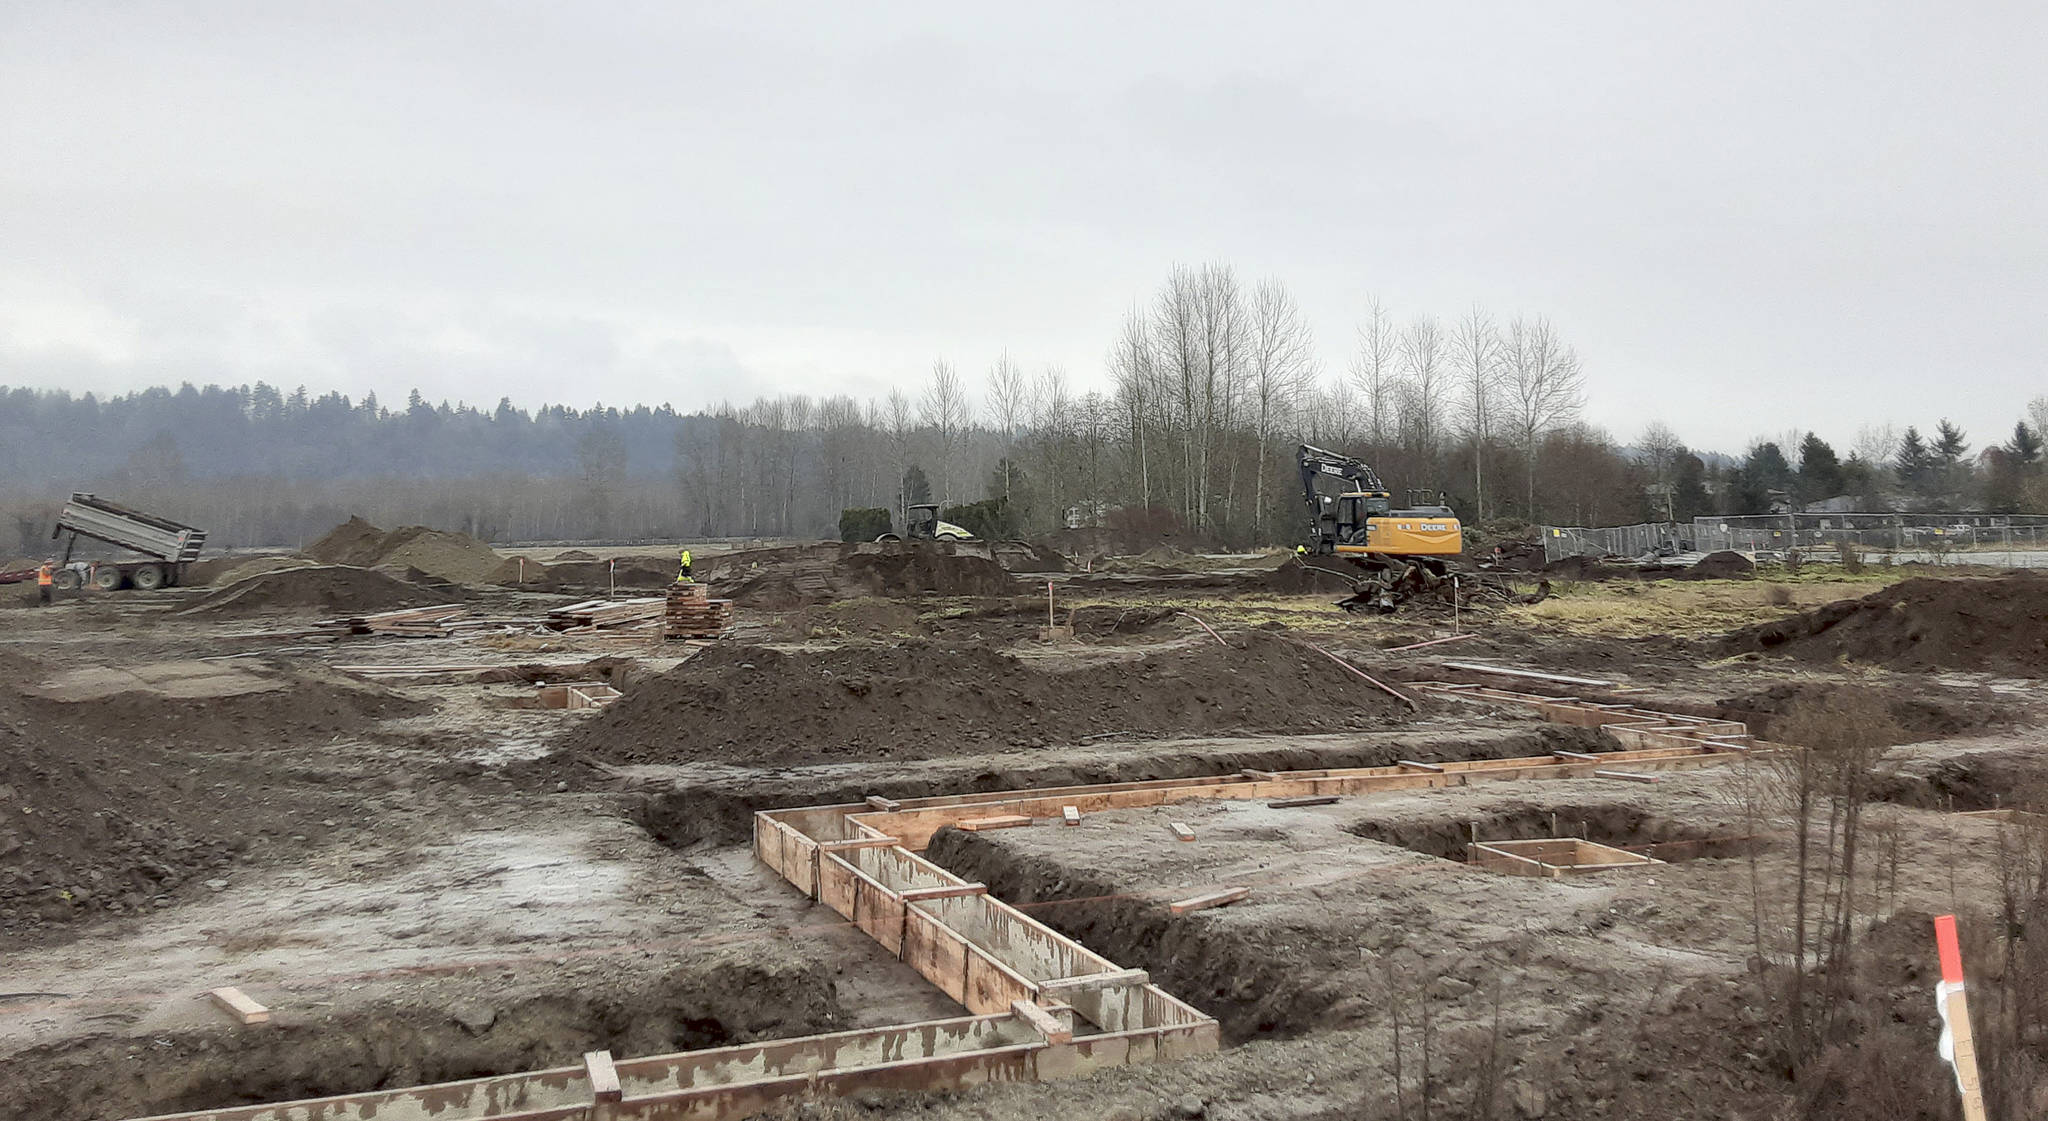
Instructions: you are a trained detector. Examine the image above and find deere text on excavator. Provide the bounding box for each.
[1297,443,1463,612]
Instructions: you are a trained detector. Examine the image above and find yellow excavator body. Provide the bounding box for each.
[1335,513,1464,559]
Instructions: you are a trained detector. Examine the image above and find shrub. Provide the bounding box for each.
[838,507,894,543]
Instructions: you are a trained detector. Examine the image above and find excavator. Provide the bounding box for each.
[1297,444,1464,612]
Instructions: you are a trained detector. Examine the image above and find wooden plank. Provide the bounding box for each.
[1239,769,1279,781]
[1038,968,1149,995]
[1170,887,1249,916]
[958,815,1032,832]
[1594,770,1660,784]
[1396,760,1444,773]
[207,986,270,1025]
[1169,822,1196,842]
[865,795,902,813]
[584,1050,621,1103]
[817,836,902,851]
[1267,796,1339,809]
[1552,750,1600,761]
[899,883,987,902]
[1011,1000,1073,1045]
[1440,661,1614,687]
[1062,805,1080,826]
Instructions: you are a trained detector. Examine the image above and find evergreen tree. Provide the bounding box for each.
[2007,421,2042,466]
[1795,433,1843,505]
[900,464,932,507]
[1894,427,1933,486]
[1933,419,1969,465]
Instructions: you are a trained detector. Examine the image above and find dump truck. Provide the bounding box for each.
[45,493,208,590]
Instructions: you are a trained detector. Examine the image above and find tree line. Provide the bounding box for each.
[3,263,2042,555]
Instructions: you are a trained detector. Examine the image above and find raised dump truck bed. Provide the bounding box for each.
[50,493,208,590]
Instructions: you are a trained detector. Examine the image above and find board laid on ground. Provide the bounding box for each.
[121,686,1769,1121]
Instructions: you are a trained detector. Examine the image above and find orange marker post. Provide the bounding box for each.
[1933,914,1988,1121]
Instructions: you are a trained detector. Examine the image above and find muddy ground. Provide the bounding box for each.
[3,565,2045,1120]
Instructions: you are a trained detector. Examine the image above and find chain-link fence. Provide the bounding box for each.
[1542,513,2048,568]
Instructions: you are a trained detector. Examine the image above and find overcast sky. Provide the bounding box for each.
[3,2,2043,454]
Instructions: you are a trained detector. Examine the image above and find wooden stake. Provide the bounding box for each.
[1170,887,1249,915]
[1062,805,1081,826]
[207,987,270,1025]
[1933,914,1988,1121]
[585,1050,622,1104]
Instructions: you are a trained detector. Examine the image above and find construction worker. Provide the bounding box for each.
[1295,544,1309,557]
[35,559,55,606]
[675,547,694,585]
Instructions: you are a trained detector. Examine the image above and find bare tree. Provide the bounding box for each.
[1248,279,1316,539]
[1451,306,1503,518]
[1109,305,1155,507]
[1852,424,1900,466]
[1398,314,1448,458]
[1503,316,1585,519]
[2030,396,2048,445]
[985,351,1029,502]
[884,389,915,522]
[1639,421,1684,521]
[920,360,971,506]
[1350,297,1400,449]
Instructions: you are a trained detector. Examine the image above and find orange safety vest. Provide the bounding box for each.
[36,565,54,587]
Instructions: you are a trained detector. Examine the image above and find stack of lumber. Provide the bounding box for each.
[315,604,469,638]
[664,583,734,639]
[544,597,666,633]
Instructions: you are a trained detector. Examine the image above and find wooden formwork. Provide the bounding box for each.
[123,684,1760,1121]
[1468,837,1664,878]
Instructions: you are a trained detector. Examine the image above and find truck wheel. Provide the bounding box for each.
[131,565,165,590]
[54,570,82,591]
[92,566,122,590]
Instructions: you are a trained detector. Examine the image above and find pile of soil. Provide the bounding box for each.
[557,631,1420,767]
[306,516,509,584]
[175,565,455,616]
[1541,554,1639,582]
[1721,573,2048,674]
[0,655,236,931]
[717,545,1019,609]
[523,556,673,590]
[989,540,1070,573]
[1679,550,1756,580]
[1712,681,2014,746]
[1263,557,1361,594]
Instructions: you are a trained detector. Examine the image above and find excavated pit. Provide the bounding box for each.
[1344,802,1766,864]
[922,826,1333,1043]
[2,960,842,1121]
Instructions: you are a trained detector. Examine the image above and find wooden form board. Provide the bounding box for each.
[1169,888,1248,915]
[958,815,1032,832]
[584,1050,622,1103]
[206,987,269,1025]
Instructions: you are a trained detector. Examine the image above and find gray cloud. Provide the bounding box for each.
[2,1,2043,451]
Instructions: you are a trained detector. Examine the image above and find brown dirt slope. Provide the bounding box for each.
[559,631,1419,766]
[175,566,455,616]
[306,516,508,583]
[1721,572,2048,674]
[715,545,1019,609]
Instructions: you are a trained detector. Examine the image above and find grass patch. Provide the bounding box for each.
[1505,574,1894,639]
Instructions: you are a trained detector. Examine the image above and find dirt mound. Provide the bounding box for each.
[1721,573,2048,674]
[524,556,673,590]
[990,540,1069,573]
[305,515,388,565]
[305,516,509,584]
[176,565,455,617]
[1263,557,1361,594]
[558,631,1420,767]
[1713,681,2013,745]
[1542,554,1638,581]
[1680,550,1755,580]
[717,545,1019,609]
[25,661,426,745]
[551,549,600,563]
